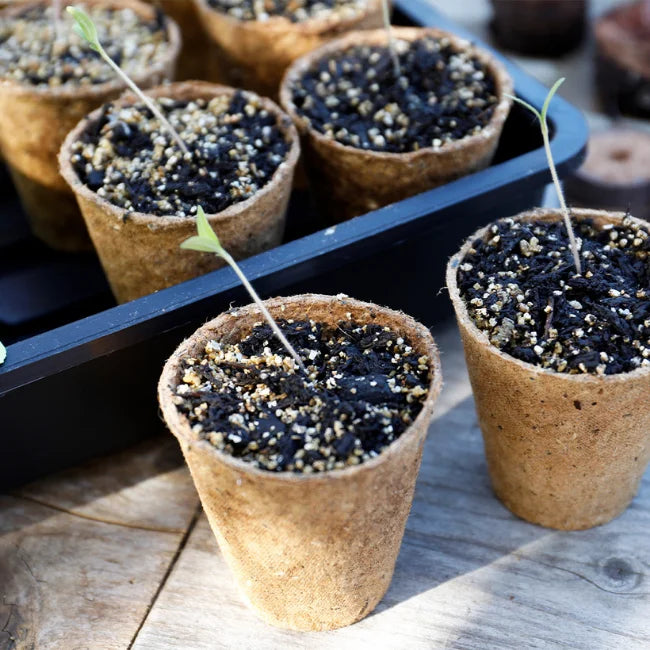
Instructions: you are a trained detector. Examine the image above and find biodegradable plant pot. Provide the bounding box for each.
[143,0,212,80]
[490,0,587,57]
[595,0,650,118]
[193,0,384,99]
[59,81,300,303]
[447,208,650,531]
[0,0,180,251]
[280,27,513,223]
[158,293,442,631]
[564,128,650,221]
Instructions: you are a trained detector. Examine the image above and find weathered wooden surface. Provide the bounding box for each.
[0,439,199,650]
[132,327,650,649]
[2,326,649,649]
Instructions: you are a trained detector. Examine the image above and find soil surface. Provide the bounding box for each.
[0,4,171,88]
[174,318,431,473]
[289,35,498,153]
[207,0,368,23]
[458,216,650,375]
[71,93,291,217]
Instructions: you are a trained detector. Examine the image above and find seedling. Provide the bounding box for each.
[382,0,401,78]
[181,207,307,374]
[66,5,189,156]
[506,78,582,275]
[0,341,6,366]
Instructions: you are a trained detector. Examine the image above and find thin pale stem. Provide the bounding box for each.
[221,250,307,374]
[53,0,62,40]
[382,0,401,78]
[97,46,189,156]
[540,120,582,275]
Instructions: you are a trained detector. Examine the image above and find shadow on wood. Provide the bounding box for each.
[373,394,551,616]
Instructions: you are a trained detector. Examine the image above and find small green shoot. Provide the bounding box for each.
[181,207,307,374]
[66,5,189,156]
[0,341,6,366]
[382,0,401,78]
[505,78,582,275]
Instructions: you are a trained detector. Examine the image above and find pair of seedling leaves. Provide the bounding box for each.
[0,11,578,368]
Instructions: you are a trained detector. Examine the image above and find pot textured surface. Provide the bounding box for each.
[59,81,299,303]
[158,294,442,631]
[144,0,211,80]
[0,0,180,250]
[280,27,513,223]
[447,208,650,530]
[193,0,383,99]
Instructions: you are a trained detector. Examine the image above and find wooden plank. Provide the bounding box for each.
[132,326,650,649]
[14,438,198,532]
[1,438,199,649]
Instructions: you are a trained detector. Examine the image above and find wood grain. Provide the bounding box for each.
[14,438,198,532]
[132,327,650,649]
[0,439,199,650]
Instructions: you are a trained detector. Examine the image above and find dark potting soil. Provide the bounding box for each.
[0,4,170,88]
[71,93,291,217]
[289,35,499,153]
[174,319,431,473]
[207,0,367,23]
[457,216,650,375]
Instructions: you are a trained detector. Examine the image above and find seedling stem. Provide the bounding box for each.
[181,207,307,374]
[382,0,401,78]
[505,78,582,275]
[0,341,5,366]
[66,6,189,156]
[53,0,62,41]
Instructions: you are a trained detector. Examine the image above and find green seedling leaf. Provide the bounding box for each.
[541,77,565,124]
[196,206,221,246]
[180,206,307,374]
[505,93,540,120]
[67,6,99,50]
[181,208,225,253]
[180,236,221,254]
[0,341,6,365]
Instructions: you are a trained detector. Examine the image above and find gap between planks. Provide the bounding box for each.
[128,503,204,649]
[8,492,190,535]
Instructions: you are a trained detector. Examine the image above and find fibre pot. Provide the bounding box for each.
[158,293,442,630]
[0,0,180,251]
[280,27,513,223]
[59,81,299,303]
[490,0,587,57]
[144,0,212,80]
[447,208,650,530]
[192,0,384,99]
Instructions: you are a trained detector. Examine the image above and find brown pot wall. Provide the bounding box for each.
[280,27,513,224]
[193,0,384,99]
[59,81,300,303]
[0,0,181,250]
[158,294,442,631]
[447,208,650,530]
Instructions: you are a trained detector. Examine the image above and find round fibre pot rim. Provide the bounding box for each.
[280,26,513,163]
[158,293,443,484]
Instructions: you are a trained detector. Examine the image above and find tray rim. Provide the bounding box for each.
[0,0,588,396]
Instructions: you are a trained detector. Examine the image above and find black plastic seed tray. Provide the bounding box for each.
[0,0,588,488]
